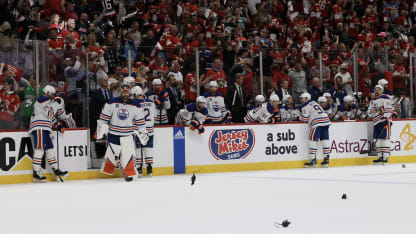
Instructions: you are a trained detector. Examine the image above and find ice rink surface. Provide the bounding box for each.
[1,164,416,234]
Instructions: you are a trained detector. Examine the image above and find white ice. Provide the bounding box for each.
[1,164,416,234]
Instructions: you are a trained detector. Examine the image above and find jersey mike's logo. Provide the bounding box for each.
[209,129,255,160]
[117,109,129,120]
[400,123,416,151]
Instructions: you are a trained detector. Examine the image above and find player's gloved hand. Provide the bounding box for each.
[155,95,164,105]
[135,128,149,146]
[204,118,213,124]
[198,126,205,134]
[225,115,232,124]
[56,122,65,133]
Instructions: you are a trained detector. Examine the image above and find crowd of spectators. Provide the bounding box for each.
[0,0,415,131]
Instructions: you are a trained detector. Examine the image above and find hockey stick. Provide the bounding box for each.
[359,97,403,155]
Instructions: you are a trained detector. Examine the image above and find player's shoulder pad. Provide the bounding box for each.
[202,91,210,97]
[385,90,394,95]
[282,105,289,110]
[216,91,223,97]
[130,99,141,107]
[160,89,169,97]
[37,96,49,103]
[380,94,390,100]
[107,97,121,104]
[266,102,275,114]
[300,100,311,108]
[199,107,209,115]
[146,91,155,96]
[186,103,197,112]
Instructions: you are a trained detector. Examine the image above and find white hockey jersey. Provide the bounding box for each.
[244,102,279,123]
[99,97,145,136]
[335,103,364,120]
[300,100,331,128]
[203,91,229,122]
[323,104,337,119]
[137,98,156,136]
[367,95,393,126]
[175,103,208,125]
[29,96,68,133]
[147,90,171,125]
[280,105,300,122]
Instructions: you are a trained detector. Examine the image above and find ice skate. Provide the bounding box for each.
[137,165,143,178]
[53,168,68,182]
[147,164,152,177]
[33,171,46,183]
[373,156,388,165]
[321,156,330,168]
[304,158,317,168]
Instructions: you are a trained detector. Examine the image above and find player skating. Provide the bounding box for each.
[367,85,393,165]
[29,85,69,182]
[96,82,147,181]
[131,86,155,177]
[299,92,331,168]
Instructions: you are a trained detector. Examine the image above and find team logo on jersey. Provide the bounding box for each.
[212,101,220,112]
[209,128,255,160]
[117,109,129,120]
[400,123,416,151]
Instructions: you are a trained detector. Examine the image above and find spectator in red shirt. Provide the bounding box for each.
[204,58,227,96]
[0,79,20,129]
[43,0,65,16]
[48,27,63,50]
[62,18,80,40]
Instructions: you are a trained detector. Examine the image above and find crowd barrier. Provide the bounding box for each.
[1,120,416,184]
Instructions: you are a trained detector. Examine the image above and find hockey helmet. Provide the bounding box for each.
[374,84,384,92]
[131,86,143,97]
[43,85,56,95]
[255,95,265,103]
[269,94,279,102]
[196,96,206,103]
[343,95,354,103]
[300,92,311,101]
[282,95,292,104]
[123,76,135,84]
[318,96,327,103]
[152,78,163,86]
[209,81,218,87]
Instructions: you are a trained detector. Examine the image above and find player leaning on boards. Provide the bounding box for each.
[131,86,155,178]
[30,85,70,182]
[300,92,331,168]
[96,82,148,182]
[367,85,393,165]
[175,96,208,134]
[244,94,280,123]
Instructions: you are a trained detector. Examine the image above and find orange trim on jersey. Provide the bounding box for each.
[37,129,42,149]
[309,128,316,140]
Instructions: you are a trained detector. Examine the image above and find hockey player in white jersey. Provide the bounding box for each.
[147,79,170,125]
[335,95,364,120]
[203,81,232,124]
[29,85,69,182]
[248,95,265,110]
[131,86,155,177]
[299,92,331,168]
[244,94,280,123]
[280,95,300,122]
[367,85,393,165]
[175,96,208,134]
[96,83,146,181]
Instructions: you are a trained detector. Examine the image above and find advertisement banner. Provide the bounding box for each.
[57,130,89,172]
[185,120,416,167]
[0,129,90,176]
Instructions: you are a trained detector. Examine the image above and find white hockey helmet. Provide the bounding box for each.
[131,86,143,97]
[374,84,384,92]
[318,96,327,103]
[209,81,218,87]
[43,85,56,95]
[269,94,279,102]
[378,79,388,86]
[196,96,206,103]
[282,95,292,104]
[255,94,265,103]
[300,92,311,101]
[152,78,163,86]
[343,95,354,103]
[123,76,135,84]
[323,92,331,98]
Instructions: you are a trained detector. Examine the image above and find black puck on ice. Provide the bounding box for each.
[342,193,347,199]
[402,164,406,168]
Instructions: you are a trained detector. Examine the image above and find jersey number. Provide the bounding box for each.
[144,108,151,121]
[313,104,323,114]
[102,0,112,10]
